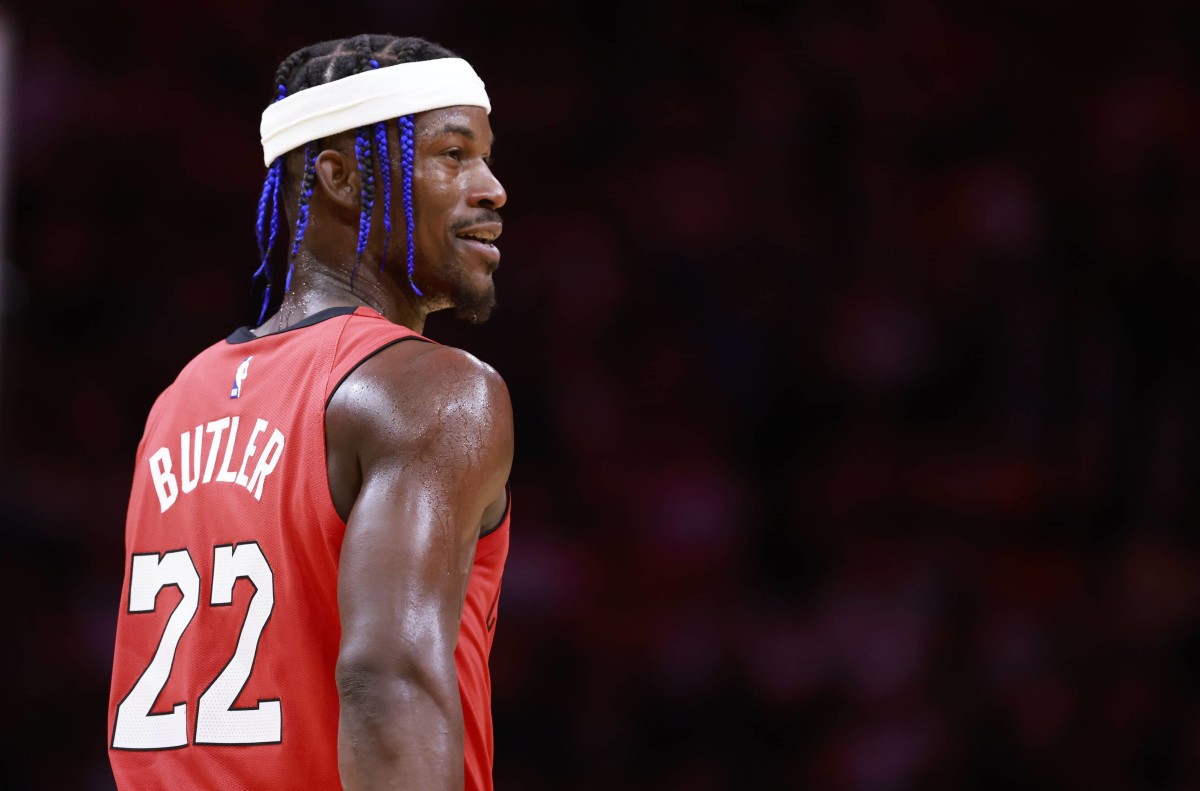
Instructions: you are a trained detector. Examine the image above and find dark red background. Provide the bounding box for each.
[3,0,1200,788]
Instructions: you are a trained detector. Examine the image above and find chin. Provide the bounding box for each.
[451,281,497,324]
[453,298,496,325]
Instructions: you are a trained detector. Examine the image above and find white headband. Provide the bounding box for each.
[259,57,490,166]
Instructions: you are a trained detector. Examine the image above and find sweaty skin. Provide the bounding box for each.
[255,105,511,790]
[327,343,511,791]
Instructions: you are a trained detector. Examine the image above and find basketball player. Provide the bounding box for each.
[107,35,511,790]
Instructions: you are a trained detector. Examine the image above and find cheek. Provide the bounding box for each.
[411,166,456,217]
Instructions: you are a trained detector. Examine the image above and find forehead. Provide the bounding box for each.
[413,106,494,146]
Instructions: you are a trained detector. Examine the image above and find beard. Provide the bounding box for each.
[407,228,500,324]
[450,270,497,324]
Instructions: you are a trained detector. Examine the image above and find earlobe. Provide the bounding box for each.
[315,150,360,210]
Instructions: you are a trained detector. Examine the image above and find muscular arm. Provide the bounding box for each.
[326,343,513,790]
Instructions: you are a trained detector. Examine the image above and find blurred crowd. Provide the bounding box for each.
[3,0,1200,788]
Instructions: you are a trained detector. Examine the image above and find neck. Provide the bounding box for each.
[258,251,429,335]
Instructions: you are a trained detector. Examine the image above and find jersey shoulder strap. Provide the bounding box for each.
[324,307,435,404]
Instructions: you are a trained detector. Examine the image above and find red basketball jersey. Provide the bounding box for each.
[108,306,509,790]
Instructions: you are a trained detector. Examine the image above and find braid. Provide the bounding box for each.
[399,114,422,296]
[352,125,376,287]
[271,51,307,100]
[254,155,275,263]
[254,159,277,266]
[252,80,290,325]
[252,160,284,324]
[375,119,392,274]
[287,141,319,292]
[350,46,380,287]
[262,161,284,318]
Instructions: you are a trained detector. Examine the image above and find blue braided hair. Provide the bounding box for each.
[350,51,381,288]
[352,125,376,287]
[287,141,319,293]
[369,58,393,277]
[252,81,289,324]
[375,118,392,274]
[254,158,277,264]
[398,113,422,296]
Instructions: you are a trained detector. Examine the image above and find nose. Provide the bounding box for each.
[469,162,507,211]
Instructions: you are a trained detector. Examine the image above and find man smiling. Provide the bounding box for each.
[108,35,512,791]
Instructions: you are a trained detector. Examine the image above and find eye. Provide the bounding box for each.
[442,147,464,162]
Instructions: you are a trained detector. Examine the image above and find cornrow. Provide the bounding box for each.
[272,51,307,99]
[398,114,422,296]
[353,36,374,71]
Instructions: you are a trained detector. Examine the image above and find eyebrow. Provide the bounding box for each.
[433,123,495,149]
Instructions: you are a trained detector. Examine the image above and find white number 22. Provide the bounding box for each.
[112,542,281,750]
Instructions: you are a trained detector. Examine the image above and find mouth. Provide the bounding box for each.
[455,223,502,267]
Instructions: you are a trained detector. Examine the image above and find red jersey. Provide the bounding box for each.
[108,306,509,790]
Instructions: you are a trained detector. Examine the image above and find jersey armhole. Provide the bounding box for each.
[322,325,503,541]
[323,336,432,410]
[480,486,511,539]
[321,329,433,530]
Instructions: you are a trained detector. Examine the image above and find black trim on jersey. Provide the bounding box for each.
[322,334,510,540]
[226,306,358,345]
[323,336,433,410]
[479,485,511,539]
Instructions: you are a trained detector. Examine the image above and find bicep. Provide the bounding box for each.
[338,464,477,670]
[333,347,513,672]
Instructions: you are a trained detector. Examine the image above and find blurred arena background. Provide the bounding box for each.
[3,0,1200,788]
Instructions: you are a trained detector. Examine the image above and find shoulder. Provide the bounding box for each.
[396,343,509,402]
[328,341,512,462]
[333,342,510,423]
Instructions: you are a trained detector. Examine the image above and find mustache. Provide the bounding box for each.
[450,210,503,233]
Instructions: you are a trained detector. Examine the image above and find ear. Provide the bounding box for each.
[314,149,360,211]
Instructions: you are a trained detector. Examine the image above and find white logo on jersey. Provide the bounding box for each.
[230,356,253,399]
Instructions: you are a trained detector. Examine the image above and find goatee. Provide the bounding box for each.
[453,287,496,324]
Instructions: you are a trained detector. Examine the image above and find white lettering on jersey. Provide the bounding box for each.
[202,417,231,484]
[146,416,286,513]
[149,447,179,512]
[247,429,285,501]
[236,419,269,488]
[180,426,202,494]
[215,416,241,483]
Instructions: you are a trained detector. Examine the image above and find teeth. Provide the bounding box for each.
[459,228,498,243]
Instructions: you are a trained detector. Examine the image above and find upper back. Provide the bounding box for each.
[108,306,427,788]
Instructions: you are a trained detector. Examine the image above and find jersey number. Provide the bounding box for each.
[111,543,281,750]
